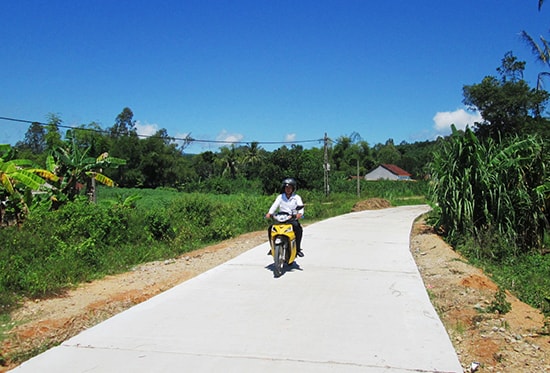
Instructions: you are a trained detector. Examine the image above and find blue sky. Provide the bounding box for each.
[1,0,548,153]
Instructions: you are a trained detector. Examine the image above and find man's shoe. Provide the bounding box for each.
[297,249,304,257]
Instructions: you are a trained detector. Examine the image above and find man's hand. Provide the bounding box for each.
[265,213,272,219]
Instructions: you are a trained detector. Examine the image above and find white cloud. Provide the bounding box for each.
[216,130,244,144]
[135,122,192,149]
[433,108,482,134]
[285,133,296,142]
[134,121,159,137]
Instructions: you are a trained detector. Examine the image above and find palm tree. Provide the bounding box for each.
[520,0,549,89]
[217,145,238,179]
[241,142,263,166]
[519,31,550,90]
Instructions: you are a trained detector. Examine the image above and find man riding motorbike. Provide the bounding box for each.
[265,177,304,257]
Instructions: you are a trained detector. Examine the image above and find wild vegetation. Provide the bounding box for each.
[429,52,550,313]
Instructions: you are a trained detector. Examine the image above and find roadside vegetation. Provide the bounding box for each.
[429,52,550,314]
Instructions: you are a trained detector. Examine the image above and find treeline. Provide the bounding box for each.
[11,109,436,196]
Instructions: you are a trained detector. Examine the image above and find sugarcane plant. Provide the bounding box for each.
[429,125,549,259]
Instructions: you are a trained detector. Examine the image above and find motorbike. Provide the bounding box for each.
[268,210,301,277]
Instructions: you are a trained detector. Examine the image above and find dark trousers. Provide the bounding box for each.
[268,220,303,250]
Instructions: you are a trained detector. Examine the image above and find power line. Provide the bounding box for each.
[0,116,324,146]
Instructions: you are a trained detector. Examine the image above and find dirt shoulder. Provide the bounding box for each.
[2,209,550,372]
[410,220,550,372]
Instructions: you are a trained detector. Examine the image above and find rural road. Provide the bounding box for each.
[11,205,463,372]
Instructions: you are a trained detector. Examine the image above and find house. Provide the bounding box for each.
[364,164,412,181]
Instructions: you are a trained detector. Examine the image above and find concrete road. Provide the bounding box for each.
[11,205,463,372]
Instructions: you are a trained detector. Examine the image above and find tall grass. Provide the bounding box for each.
[429,126,549,259]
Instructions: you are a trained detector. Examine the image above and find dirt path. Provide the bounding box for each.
[1,214,550,372]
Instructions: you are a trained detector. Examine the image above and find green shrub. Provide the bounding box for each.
[146,209,175,240]
[488,287,512,314]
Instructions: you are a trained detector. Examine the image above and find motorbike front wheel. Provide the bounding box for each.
[273,243,285,277]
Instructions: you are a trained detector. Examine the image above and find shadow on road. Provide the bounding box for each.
[265,261,303,278]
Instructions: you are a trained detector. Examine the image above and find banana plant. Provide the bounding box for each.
[0,144,58,224]
[48,140,126,205]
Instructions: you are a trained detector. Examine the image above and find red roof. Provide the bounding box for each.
[381,164,411,177]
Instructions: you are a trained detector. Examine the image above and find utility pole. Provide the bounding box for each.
[357,157,360,197]
[323,133,330,196]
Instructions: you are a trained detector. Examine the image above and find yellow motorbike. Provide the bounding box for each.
[268,211,300,278]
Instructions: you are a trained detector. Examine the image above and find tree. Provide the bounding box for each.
[396,140,437,179]
[110,107,136,137]
[106,109,141,187]
[192,151,216,180]
[519,31,550,90]
[138,129,192,188]
[67,122,110,158]
[375,139,402,165]
[331,132,372,177]
[520,1,549,89]
[496,51,525,82]
[20,122,46,154]
[44,113,64,150]
[462,53,549,141]
[217,145,239,179]
[297,147,324,191]
[241,142,266,179]
[15,122,48,165]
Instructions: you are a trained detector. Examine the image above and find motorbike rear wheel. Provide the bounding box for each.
[273,243,285,277]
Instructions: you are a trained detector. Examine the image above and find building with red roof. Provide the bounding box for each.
[364,164,412,181]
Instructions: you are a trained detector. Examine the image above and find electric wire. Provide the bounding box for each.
[0,116,324,146]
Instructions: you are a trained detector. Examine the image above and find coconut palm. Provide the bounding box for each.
[217,145,239,179]
[241,142,263,166]
[520,1,550,88]
[519,31,550,90]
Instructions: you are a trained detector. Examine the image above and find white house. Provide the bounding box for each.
[365,164,412,181]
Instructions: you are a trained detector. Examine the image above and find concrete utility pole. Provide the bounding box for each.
[357,157,360,197]
[323,133,330,196]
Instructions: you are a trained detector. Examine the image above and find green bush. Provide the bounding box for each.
[146,209,175,240]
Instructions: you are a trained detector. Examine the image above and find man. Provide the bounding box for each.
[265,177,304,257]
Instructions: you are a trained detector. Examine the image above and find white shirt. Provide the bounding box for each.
[268,193,304,216]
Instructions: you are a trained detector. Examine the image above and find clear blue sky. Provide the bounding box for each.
[1,0,548,153]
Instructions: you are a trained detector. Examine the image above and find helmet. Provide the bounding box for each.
[281,177,297,192]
